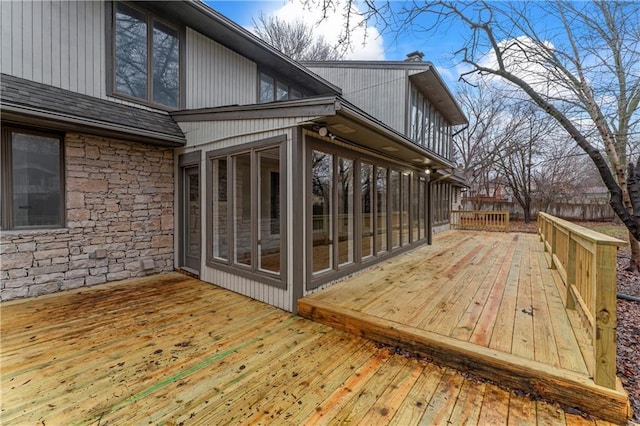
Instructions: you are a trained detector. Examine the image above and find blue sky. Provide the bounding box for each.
[207,0,467,87]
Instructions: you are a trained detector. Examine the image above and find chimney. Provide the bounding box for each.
[405,51,424,62]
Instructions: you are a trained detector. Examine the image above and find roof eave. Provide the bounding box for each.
[2,104,186,147]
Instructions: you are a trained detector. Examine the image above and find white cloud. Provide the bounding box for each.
[268,0,385,60]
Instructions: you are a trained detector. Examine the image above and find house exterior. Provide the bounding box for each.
[302,56,467,233]
[0,1,466,312]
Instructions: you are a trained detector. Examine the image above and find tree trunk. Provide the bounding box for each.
[628,232,640,273]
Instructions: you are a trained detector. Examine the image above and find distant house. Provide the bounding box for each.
[1,1,466,312]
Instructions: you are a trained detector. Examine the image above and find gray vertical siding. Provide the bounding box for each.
[1,1,258,110]
[307,66,407,133]
[1,1,106,98]
[185,29,257,109]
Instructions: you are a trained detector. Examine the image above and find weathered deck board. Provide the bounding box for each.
[298,231,631,424]
[1,272,620,425]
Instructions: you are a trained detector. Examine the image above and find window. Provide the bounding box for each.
[259,72,303,103]
[361,163,374,259]
[1,128,64,229]
[208,138,285,285]
[113,2,180,108]
[311,150,333,274]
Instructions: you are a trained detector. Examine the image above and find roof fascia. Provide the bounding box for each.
[2,104,186,147]
[335,99,455,169]
[171,97,340,122]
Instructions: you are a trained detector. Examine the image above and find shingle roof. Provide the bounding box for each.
[1,74,185,145]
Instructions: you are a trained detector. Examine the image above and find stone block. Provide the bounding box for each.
[8,269,27,279]
[4,276,35,288]
[67,177,108,193]
[29,282,61,297]
[33,248,69,261]
[1,252,33,270]
[151,235,172,248]
[1,287,29,301]
[61,278,86,291]
[29,264,68,275]
[34,272,65,285]
[107,271,131,281]
[65,268,89,279]
[86,275,106,286]
[67,192,85,209]
[67,209,91,221]
[0,243,17,255]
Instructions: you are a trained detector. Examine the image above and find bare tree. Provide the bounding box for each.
[307,1,640,270]
[252,12,343,61]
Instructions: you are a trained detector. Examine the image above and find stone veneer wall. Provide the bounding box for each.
[0,133,174,301]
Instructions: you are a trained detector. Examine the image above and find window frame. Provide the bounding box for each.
[205,135,288,289]
[107,1,185,110]
[258,71,304,103]
[1,126,66,230]
[306,137,430,290]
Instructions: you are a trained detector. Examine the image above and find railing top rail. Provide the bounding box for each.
[451,210,509,214]
[537,212,626,247]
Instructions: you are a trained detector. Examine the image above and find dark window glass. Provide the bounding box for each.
[312,150,333,274]
[115,3,147,99]
[152,21,179,107]
[114,3,179,107]
[233,153,252,267]
[276,81,288,101]
[212,158,228,261]
[258,148,281,274]
[390,170,401,249]
[260,73,275,103]
[375,167,387,253]
[401,173,410,245]
[361,163,374,259]
[337,157,354,266]
[9,132,63,228]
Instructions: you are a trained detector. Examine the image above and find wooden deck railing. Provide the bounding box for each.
[450,210,510,232]
[537,212,625,389]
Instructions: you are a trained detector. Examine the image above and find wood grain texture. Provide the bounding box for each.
[298,231,631,424]
[1,272,621,425]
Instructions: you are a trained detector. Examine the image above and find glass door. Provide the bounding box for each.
[181,165,200,272]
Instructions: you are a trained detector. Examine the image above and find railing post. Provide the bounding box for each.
[594,244,617,389]
[505,212,510,232]
[566,235,576,310]
[550,223,557,268]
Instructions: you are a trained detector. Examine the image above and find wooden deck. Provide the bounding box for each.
[298,231,631,424]
[0,272,622,425]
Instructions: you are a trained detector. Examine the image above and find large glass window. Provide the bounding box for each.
[361,163,374,259]
[1,129,64,229]
[312,151,333,274]
[376,167,387,254]
[114,2,180,108]
[208,140,284,284]
[211,158,228,261]
[390,170,401,249]
[412,176,420,242]
[258,148,281,274]
[233,153,252,267]
[401,173,410,245]
[337,158,354,266]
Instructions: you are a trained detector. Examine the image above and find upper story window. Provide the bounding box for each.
[259,72,302,103]
[408,85,452,159]
[1,128,65,230]
[113,2,181,108]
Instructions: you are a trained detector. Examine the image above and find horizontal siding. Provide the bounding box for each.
[308,67,407,133]
[177,117,317,147]
[186,29,257,109]
[1,0,106,98]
